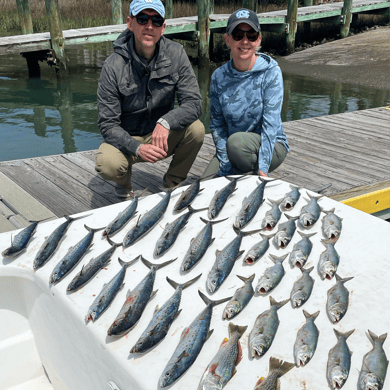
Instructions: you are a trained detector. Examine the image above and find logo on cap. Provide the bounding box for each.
[236,10,250,19]
[145,0,153,2]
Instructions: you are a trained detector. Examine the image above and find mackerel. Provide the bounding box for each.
[272,214,298,249]
[254,357,295,390]
[255,254,288,295]
[288,231,317,269]
[159,290,232,388]
[290,266,315,308]
[298,192,323,228]
[85,256,139,322]
[317,239,340,280]
[321,208,343,241]
[280,185,301,211]
[244,233,275,265]
[326,274,353,324]
[174,178,204,212]
[260,198,283,231]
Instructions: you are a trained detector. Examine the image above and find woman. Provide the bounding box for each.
[203,8,289,178]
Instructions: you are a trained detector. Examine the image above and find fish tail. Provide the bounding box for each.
[306,191,324,201]
[301,266,314,274]
[188,205,208,213]
[65,213,93,223]
[267,197,284,206]
[269,253,288,264]
[228,322,247,339]
[334,328,355,341]
[321,238,335,247]
[225,173,250,182]
[323,208,336,215]
[118,255,140,269]
[237,273,255,284]
[84,224,105,233]
[140,255,177,271]
[106,236,122,248]
[259,232,276,239]
[297,231,317,238]
[198,290,232,307]
[335,274,354,284]
[367,329,388,347]
[200,217,228,225]
[269,296,290,309]
[285,213,299,221]
[303,310,320,321]
[166,273,202,290]
[269,356,295,378]
[234,225,265,237]
[135,188,149,198]
[311,183,332,194]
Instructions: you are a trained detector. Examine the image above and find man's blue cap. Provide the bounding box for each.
[129,0,165,18]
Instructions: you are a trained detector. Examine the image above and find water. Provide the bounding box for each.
[0,42,388,162]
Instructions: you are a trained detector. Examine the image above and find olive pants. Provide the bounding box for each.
[202,132,287,178]
[95,120,205,189]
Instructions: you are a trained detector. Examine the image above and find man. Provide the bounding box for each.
[96,0,204,198]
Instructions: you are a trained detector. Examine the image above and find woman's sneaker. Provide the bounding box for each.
[114,184,135,198]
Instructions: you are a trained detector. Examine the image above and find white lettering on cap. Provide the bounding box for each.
[145,0,153,2]
[236,10,250,18]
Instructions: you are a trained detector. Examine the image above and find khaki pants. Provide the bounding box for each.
[95,120,205,189]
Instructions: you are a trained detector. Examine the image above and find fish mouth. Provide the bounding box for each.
[245,256,254,265]
[266,223,274,230]
[285,203,292,210]
[252,346,263,358]
[258,287,267,294]
[326,273,333,280]
[129,345,138,353]
[294,261,302,268]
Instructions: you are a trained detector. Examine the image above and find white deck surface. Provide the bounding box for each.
[0,176,389,390]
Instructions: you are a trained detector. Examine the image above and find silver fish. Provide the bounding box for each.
[249,296,289,358]
[280,185,301,211]
[322,208,343,241]
[326,328,354,389]
[222,274,255,320]
[298,192,323,228]
[255,253,288,295]
[130,273,201,354]
[293,310,320,367]
[358,330,388,390]
[254,357,295,390]
[244,233,275,265]
[197,322,247,390]
[290,266,315,308]
[181,217,228,273]
[159,290,232,388]
[260,198,283,231]
[326,274,353,324]
[317,239,340,280]
[288,231,317,269]
[272,214,298,249]
[85,256,139,323]
[174,178,204,212]
[107,256,176,336]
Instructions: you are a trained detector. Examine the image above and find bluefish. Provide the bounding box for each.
[159,290,232,388]
[222,274,255,320]
[288,231,317,269]
[174,178,204,212]
[298,192,323,228]
[290,266,315,308]
[293,310,320,367]
[280,185,301,211]
[107,256,176,336]
[322,208,343,241]
[154,205,207,257]
[249,296,289,358]
[254,357,295,390]
[181,217,228,273]
[85,256,139,323]
[244,233,275,265]
[317,239,340,280]
[326,274,353,324]
[197,322,247,390]
[260,198,283,231]
[326,328,354,389]
[49,224,104,285]
[255,253,288,295]
[272,214,298,249]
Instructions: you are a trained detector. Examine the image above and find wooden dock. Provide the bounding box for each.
[0,107,389,232]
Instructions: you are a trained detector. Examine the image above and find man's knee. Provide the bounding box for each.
[186,119,205,145]
[95,145,129,181]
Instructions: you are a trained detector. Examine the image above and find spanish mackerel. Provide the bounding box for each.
[207,225,262,294]
[181,217,228,273]
[85,256,140,323]
[107,256,176,336]
[272,214,298,249]
[260,199,283,231]
[326,274,353,324]
[154,205,208,257]
[49,224,104,285]
[159,290,232,388]
[254,357,295,390]
[298,192,323,228]
[255,254,288,295]
[280,185,301,211]
[244,233,274,265]
[290,266,315,308]
[288,231,317,269]
[317,239,340,280]
[130,273,201,354]
[67,236,121,293]
[197,322,247,390]
[33,214,91,270]
[322,208,343,241]
[174,178,204,211]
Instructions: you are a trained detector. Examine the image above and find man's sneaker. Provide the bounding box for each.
[114,185,135,199]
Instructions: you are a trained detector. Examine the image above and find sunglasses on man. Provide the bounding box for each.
[135,12,165,27]
[232,28,260,42]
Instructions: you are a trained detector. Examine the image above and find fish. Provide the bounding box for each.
[67,236,122,293]
[159,290,232,388]
[326,328,355,389]
[49,224,104,285]
[255,253,288,295]
[107,256,176,336]
[154,205,208,257]
[272,214,298,249]
[293,310,320,367]
[234,177,276,230]
[103,189,148,237]
[174,178,204,212]
[208,175,246,219]
[222,274,255,320]
[326,274,353,324]
[249,296,289,358]
[317,239,340,280]
[322,208,343,241]
[298,192,323,228]
[254,357,295,390]
[122,187,174,248]
[33,214,91,270]
[260,198,283,231]
[206,225,262,294]
[181,217,228,273]
[130,273,201,354]
[290,266,315,308]
[280,185,301,211]
[85,255,140,323]
[288,231,317,269]
[358,330,388,390]
[244,233,275,265]
[197,322,247,390]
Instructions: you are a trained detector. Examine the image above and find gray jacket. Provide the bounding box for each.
[97,29,202,156]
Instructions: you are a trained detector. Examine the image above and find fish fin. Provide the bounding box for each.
[334,328,355,340]
[198,290,232,307]
[270,296,290,309]
[260,232,276,239]
[303,310,320,321]
[175,273,202,290]
[301,266,314,274]
[236,250,245,260]
[126,289,132,297]
[269,357,295,377]
[297,231,317,238]
[148,324,158,336]
[176,350,190,363]
[335,274,354,284]
[118,255,140,269]
[189,205,208,213]
[153,304,160,314]
[323,208,336,215]
[269,253,289,263]
[209,238,215,247]
[215,249,221,257]
[135,214,141,226]
[236,340,243,366]
[237,273,255,284]
[228,322,247,339]
[106,236,122,247]
[206,329,214,340]
[150,290,158,301]
[174,309,182,319]
[84,224,105,233]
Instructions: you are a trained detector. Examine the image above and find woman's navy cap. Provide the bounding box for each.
[226,9,261,34]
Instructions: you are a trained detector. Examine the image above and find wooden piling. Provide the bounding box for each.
[303,0,313,36]
[242,0,258,13]
[16,0,33,35]
[110,0,123,25]
[286,0,298,54]
[198,0,210,62]
[340,0,353,38]
[165,0,173,19]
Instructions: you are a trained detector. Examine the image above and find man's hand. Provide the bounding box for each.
[151,123,169,152]
[259,170,268,177]
[138,144,166,163]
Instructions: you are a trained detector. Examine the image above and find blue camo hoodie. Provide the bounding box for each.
[210,53,289,176]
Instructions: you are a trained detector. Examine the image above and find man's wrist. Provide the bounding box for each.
[157,118,170,130]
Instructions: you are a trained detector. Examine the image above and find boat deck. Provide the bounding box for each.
[0,107,389,232]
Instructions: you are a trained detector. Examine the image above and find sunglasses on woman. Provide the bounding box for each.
[232,28,260,42]
[135,12,165,27]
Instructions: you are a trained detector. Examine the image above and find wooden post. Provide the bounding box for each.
[165,0,173,19]
[111,0,123,24]
[45,0,67,72]
[286,0,298,54]
[340,0,353,38]
[16,0,33,34]
[242,0,257,12]
[303,0,313,36]
[198,0,210,62]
